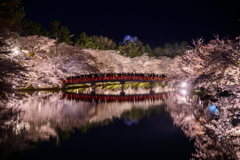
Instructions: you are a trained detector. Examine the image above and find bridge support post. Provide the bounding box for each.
[149,82,154,94]
[65,85,68,89]
[120,81,125,96]
[91,82,95,95]
[65,85,69,92]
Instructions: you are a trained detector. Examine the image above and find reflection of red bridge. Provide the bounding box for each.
[62,76,166,95]
[62,92,170,102]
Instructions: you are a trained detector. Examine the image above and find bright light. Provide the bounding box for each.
[181,90,186,95]
[181,82,186,87]
[38,92,41,95]
[12,93,15,96]
[38,84,41,86]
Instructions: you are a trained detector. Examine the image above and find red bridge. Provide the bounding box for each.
[62,75,166,95]
[62,76,165,85]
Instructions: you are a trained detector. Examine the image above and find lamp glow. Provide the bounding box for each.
[181,90,186,95]
[181,82,186,87]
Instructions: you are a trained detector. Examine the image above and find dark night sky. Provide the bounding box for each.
[21,0,239,48]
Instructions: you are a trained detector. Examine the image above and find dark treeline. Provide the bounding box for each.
[19,19,189,58]
[0,0,26,100]
[17,7,188,58]
[151,41,188,58]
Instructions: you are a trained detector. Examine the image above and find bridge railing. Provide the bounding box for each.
[62,76,165,84]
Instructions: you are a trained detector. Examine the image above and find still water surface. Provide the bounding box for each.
[1,90,201,160]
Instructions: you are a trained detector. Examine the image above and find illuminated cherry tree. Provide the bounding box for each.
[173,36,240,90]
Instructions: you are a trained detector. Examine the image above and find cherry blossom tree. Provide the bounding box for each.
[174,36,240,90]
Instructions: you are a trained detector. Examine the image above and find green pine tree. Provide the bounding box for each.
[145,44,153,57]
[49,20,60,37]
[20,20,48,36]
[152,47,162,57]
[0,0,25,47]
[91,35,116,50]
[58,26,74,44]
[49,21,74,44]
[118,40,142,58]
[74,32,95,49]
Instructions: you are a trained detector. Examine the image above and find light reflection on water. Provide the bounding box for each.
[69,83,173,95]
[1,88,240,159]
[0,91,170,157]
[19,92,167,136]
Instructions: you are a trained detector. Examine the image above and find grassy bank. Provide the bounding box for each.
[17,82,166,92]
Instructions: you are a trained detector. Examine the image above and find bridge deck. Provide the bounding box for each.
[68,80,164,85]
[63,76,166,85]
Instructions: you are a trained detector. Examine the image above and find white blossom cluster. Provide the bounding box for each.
[175,36,240,89]
[3,35,179,89]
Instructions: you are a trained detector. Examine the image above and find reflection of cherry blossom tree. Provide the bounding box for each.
[0,91,167,158]
[0,102,29,159]
[164,93,240,159]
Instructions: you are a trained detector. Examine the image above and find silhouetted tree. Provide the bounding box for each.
[152,41,188,58]
[0,0,26,101]
[74,32,96,49]
[152,46,162,57]
[49,20,60,37]
[49,21,74,44]
[20,20,48,36]
[58,26,74,44]
[0,0,25,49]
[118,39,143,57]
[145,43,153,57]
[91,35,117,50]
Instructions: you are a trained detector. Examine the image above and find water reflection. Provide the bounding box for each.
[165,93,240,159]
[0,91,167,158]
[69,83,172,95]
[2,89,240,159]
[62,92,169,102]
[20,92,166,132]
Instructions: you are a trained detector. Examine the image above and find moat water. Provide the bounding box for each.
[1,88,227,160]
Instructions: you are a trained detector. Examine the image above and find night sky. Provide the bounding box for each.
[21,0,239,48]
